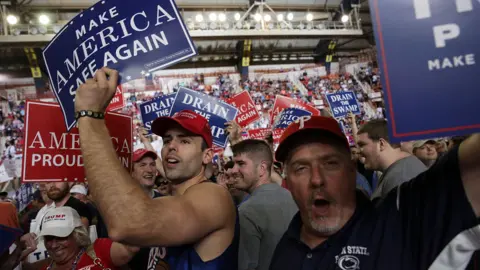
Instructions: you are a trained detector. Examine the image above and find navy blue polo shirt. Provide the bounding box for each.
[270,147,479,270]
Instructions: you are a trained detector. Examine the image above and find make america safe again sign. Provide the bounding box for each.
[43,0,196,131]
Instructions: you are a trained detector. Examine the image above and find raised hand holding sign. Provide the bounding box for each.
[75,68,118,113]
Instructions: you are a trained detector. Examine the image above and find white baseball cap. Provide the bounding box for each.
[38,207,83,238]
[70,185,87,195]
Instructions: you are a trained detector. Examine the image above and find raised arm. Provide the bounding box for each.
[458,134,480,217]
[347,112,359,144]
[75,69,234,246]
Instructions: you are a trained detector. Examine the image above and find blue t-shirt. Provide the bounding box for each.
[163,209,240,270]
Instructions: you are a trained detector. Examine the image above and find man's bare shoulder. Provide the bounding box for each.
[184,182,233,204]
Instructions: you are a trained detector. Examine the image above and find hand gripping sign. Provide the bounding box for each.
[43,0,197,131]
[169,87,238,148]
[22,101,132,182]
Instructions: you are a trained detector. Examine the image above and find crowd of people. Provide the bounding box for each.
[1,63,479,270]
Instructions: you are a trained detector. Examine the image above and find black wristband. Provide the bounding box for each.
[75,110,105,120]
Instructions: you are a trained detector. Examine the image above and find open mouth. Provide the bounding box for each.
[314,199,330,207]
[166,158,179,164]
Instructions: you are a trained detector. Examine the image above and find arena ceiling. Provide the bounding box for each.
[0,0,374,78]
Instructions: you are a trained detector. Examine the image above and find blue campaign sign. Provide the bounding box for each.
[16,183,34,212]
[169,88,238,148]
[140,94,176,134]
[43,0,197,131]
[273,108,312,129]
[325,91,361,118]
[370,0,480,142]
[0,225,23,256]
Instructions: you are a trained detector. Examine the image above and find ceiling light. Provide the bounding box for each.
[277,14,284,21]
[235,21,243,28]
[341,14,349,23]
[306,13,313,21]
[287,12,294,21]
[264,14,271,22]
[234,13,241,21]
[38,14,50,25]
[223,22,230,29]
[195,14,204,22]
[210,22,217,29]
[254,13,261,22]
[38,25,48,34]
[7,15,18,25]
[218,13,226,22]
[29,27,38,35]
[209,12,217,21]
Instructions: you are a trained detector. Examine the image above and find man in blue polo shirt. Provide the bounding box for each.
[270,115,480,270]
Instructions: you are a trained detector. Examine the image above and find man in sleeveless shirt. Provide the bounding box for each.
[75,68,238,270]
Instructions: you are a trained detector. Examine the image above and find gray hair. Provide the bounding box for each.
[72,226,91,247]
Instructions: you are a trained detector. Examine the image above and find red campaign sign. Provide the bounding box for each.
[272,128,284,145]
[106,85,125,111]
[212,145,224,154]
[227,91,260,127]
[270,95,320,125]
[247,128,271,140]
[22,101,133,183]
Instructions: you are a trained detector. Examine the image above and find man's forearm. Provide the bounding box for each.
[78,118,151,233]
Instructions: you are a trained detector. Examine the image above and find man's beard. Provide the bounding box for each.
[307,190,342,235]
[47,187,70,202]
[307,211,341,234]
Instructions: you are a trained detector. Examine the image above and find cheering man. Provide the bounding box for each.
[75,68,238,270]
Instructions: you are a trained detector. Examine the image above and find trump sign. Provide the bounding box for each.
[22,101,132,182]
[325,91,361,119]
[140,93,175,134]
[370,0,480,141]
[271,95,320,125]
[227,91,260,127]
[43,0,197,131]
[106,85,124,111]
[169,88,238,148]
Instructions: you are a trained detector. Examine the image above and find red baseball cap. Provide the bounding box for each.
[151,110,213,148]
[275,116,349,163]
[133,149,158,163]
